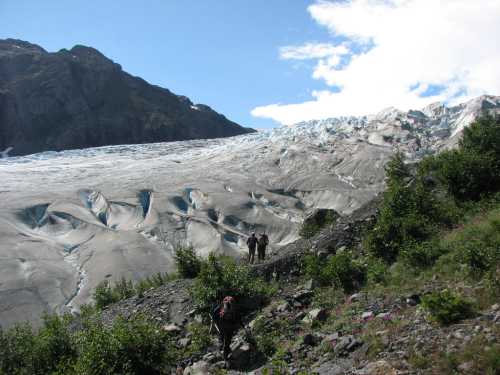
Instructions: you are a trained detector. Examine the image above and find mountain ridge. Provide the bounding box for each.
[0,38,254,156]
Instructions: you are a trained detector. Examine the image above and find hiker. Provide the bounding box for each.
[212,296,243,361]
[246,233,257,264]
[257,233,269,262]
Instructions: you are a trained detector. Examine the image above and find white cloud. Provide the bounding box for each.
[280,43,348,61]
[252,0,500,125]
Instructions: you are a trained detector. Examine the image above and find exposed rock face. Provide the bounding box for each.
[0,39,253,156]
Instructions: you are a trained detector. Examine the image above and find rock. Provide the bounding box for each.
[302,308,328,324]
[293,290,314,304]
[376,312,391,320]
[295,312,307,321]
[356,360,397,375]
[491,303,500,311]
[362,311,374,320]
[303,279,317,291]
[229,342,253,369]
[302,333,320,346]
[347,338,363,351]
[162,323,182,333]
[202,353,216,362]
[178,338,191,348]
[323,332,340,343]
[406,294,421,306]
[183,360,211,375]
[313,363,345,375]
[276,301,290,313]
[348,293,363,303]
[457,361,474,373]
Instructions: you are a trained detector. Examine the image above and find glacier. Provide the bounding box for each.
[0,95,499,327]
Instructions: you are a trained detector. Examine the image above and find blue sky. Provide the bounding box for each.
[3,1,499,128]
[0,0,333,129]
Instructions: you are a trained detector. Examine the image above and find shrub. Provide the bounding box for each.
[460,114,500,163]
[422,290,473,325]
[93,280,119,310]
[0,323,37,375]
[443,208,500,277]
[191,253,274,313]
[400,240,446,269]
[299,210,338,239]
[186,322,211,355]
[34,314,77,374]
[251,317,277,358]
[459,240,498,277]
[135,273,172,297]
[94,273,173,309]
[175,246,202,278]
[93,278,135,310]
[365,256,389,285]
[74,315,177,375]
[304,253,366,293]
[0,313,180,375]
[431,149,498,201]
[420,115,500,202]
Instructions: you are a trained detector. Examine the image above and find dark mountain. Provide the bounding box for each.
[0,39,254,156]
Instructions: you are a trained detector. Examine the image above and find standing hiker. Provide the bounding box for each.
[257,233,269,262]
[246,233,257,264]
[212,296,243,361]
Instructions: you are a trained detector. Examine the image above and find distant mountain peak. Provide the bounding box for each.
[0,39,254,156]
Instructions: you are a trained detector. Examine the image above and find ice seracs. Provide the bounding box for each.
[0,95,499,327]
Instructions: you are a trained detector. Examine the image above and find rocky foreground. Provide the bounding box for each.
[99,200,500,374]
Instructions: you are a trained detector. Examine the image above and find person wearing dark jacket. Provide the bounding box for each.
[212,296,243,361]
[246,233,258,264]
[257,233,269,262]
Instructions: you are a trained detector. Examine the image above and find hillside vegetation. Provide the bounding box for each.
[0,115,499,374]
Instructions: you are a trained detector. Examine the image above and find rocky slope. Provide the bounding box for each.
[0,39,253,156]
[0,95,498,328]
[98,201,500,374]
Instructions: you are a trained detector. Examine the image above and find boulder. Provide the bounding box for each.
[183,361,211,375]
[162,323,182,333]
[293,290,314,304]
[302,308,328,324]
[355,360,397,375]
[229,342,253,369]
[361,311,374,320]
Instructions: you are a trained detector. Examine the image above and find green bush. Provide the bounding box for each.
[443,208,500,277]
[74,315,176,375]
[0,313,180,375]
[430,149,498,201]
[299,211,338,239]
[459,240,498,277]
[93,280,119,310]
[191,253,274,313]
[251,317,277,358]
[400,240,446,269]
[186,322,211,355]
[421,115,500,202]
[94,273,173,309]
[175,246,202,278]
[0,323,37,375]
[422,290,474,325]
[304,253,366,293]
[365,256,389,285]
